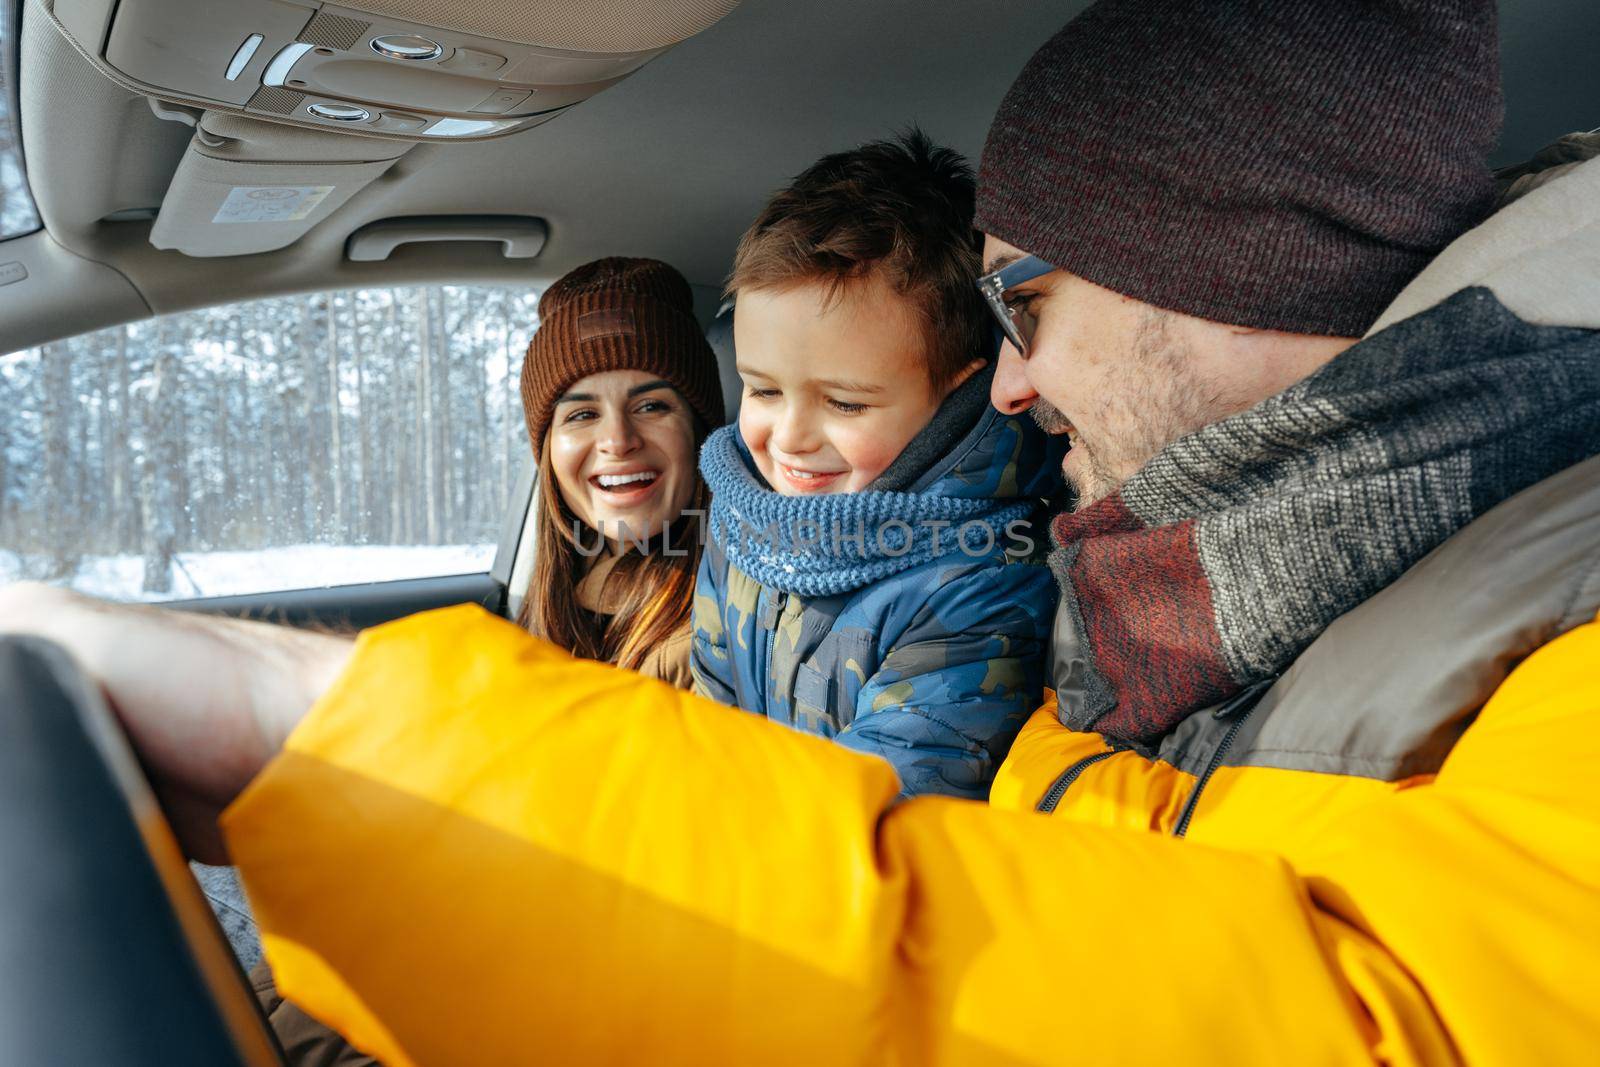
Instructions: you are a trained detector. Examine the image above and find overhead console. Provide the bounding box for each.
[50,0,742,140]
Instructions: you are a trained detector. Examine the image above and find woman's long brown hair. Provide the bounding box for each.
[516,425,709,672]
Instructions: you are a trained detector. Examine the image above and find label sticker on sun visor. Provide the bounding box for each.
[213,186,335,224]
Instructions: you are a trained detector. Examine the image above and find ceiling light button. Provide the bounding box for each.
[471,89,532,115]
[307,102,372,122]
[439,48,507,75]
[370,35,444,61]
[373,112,428,131]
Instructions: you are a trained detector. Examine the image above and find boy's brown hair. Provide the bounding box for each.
[726,129,989,391]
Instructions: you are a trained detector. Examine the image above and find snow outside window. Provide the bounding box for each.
[0,1,41,240]
[1,286,536,601]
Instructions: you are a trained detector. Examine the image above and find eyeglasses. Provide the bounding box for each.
[975,254,1055,359]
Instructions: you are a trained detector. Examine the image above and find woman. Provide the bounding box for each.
[516,256,723,687]
[256,257,723,1066]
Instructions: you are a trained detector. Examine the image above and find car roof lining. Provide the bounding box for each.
[5,0,1599,356]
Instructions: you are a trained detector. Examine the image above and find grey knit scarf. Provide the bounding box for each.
[1049,287,1600,743]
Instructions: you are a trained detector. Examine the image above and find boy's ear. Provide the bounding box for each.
[944,357,988,396]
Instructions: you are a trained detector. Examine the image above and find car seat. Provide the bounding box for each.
[705,301,742,424]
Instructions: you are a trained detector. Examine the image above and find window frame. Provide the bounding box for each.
[0,0,44,243]
[2,282,539,608]
[494,453,538,620]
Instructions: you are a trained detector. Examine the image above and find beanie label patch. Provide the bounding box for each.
[577,308,638,342]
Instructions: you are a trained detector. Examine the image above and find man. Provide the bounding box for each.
[4,1,1599,1064]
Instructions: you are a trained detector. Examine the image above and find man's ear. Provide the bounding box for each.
[944,357,988,396]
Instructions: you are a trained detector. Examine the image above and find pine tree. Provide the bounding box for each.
[139,323,181,594]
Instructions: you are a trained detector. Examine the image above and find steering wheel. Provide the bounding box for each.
[0,636,284,1065]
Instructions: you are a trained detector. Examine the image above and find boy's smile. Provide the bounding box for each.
[734,275,981,495]
[774,463,847,493]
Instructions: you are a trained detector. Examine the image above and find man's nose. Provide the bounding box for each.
[597,411,642,455]
[990,341,1039,415]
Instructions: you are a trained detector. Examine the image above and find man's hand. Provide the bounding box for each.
[0,582,353,862]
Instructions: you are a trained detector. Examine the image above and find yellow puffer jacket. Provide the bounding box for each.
[223,454,1600,1066]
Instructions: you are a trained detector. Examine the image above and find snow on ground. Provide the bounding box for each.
[0,543,497,602]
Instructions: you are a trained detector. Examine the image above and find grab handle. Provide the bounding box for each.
[345,215,548,261]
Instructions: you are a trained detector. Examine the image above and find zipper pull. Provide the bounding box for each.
[758,591,783,629]
[1211,675,1278,719]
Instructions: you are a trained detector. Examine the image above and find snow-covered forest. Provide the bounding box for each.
[1,286,538,598]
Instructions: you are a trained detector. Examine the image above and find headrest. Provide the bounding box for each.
[1367,139,1600,336]
[705,303,742,424]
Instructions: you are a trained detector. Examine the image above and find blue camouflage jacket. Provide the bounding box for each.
[691,375,1061,799]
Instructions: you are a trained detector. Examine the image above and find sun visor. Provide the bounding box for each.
[48,0,742,141]
[149,112,409,257]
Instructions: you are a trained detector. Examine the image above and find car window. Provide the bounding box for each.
[0,286,536,601]
[0,0,40,240]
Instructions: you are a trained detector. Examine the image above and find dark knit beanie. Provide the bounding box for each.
[976,0,1503,337]
[523,257,724,445]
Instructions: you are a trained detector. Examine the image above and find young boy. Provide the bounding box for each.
[691,131,1062,799]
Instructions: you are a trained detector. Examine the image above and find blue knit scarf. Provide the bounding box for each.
[700,426,1033,597]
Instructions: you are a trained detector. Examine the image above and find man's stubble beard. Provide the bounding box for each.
[1033,308,1225,511]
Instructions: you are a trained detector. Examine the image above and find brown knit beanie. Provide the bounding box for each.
[522,257,724,446]
[976,0,1503,337]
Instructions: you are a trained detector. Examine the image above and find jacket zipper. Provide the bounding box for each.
[762,591,786,719]
[1036,749,1116,813]
[1171,676,1277,838]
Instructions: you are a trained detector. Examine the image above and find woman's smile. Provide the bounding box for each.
[588,468,663,505]
[549,370,699,543]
